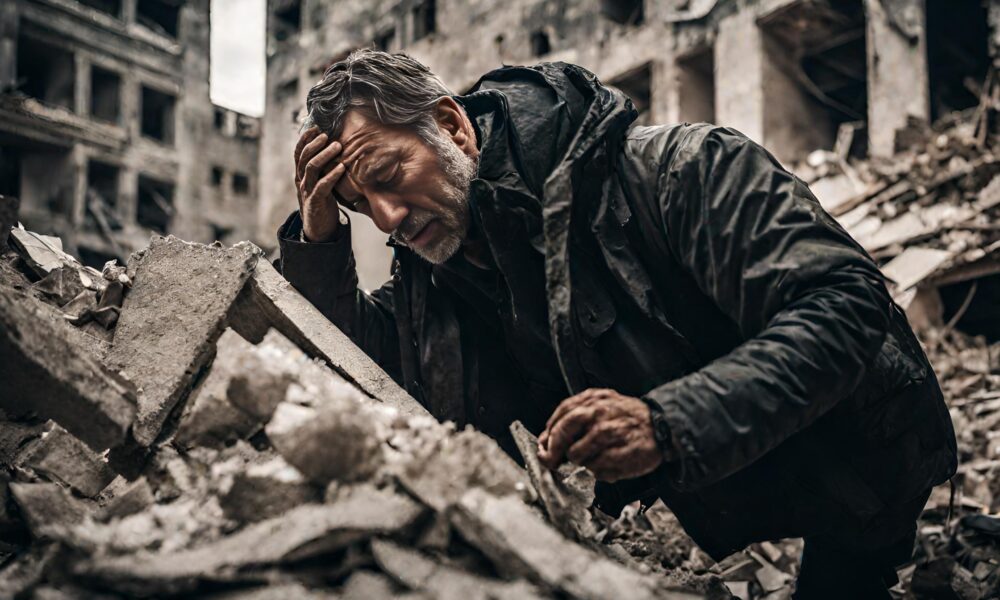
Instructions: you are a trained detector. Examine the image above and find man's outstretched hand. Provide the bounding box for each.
[537,388,663,483]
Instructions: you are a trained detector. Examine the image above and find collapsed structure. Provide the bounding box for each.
[0,0,263,268]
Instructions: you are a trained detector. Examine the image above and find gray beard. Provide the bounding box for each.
[393,132,477,264]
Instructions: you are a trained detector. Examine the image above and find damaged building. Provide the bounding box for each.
[0,0,263,268]
[258,0,1000,290]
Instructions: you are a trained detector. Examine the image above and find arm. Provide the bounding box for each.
[276,210,402,380]
[645,125,892,489]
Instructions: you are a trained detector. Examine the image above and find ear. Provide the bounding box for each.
[434,96,478,156]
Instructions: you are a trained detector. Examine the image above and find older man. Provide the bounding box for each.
[276,49,956,598]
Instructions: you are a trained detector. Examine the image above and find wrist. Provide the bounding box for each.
[641,397,675,461]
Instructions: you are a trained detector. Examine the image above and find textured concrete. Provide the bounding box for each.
[107,237,259,446]
[0,286,136,451]
[17,424,117,497]
[229,259,427,417]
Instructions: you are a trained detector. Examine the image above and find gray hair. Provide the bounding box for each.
[305,49,454,146]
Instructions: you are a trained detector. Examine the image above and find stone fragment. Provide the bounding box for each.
[510,420,597,541]
[0,195,18,248]
[8,229,77,276]
[95,477,154,522]
[17,424,117,497]
[340,571,404,600]
[9,482,92,541]
[0,288,136,451]
[393,427,533,512]
[265,388,383,485]
[372,538,547,600]
[219,456,319,522]
[229,260,426,417]
[0,418,47,466]
[0,543,59,599]
[32,266,87,306]
[450,489,698,600]
[174,329,266,449]
[80,486,425,592]
[106,236,259,446]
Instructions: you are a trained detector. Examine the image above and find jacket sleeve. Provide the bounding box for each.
[275,211,402,381]
[642,125,893,490]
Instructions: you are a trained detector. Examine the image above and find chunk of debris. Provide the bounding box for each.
[372,538,547,600]
[229,260,426,418]
[0,288,136,451]
[16,423,117,497]
[106,236,259,446]
[510,420,597,541]
[218,456,319,522]
[95,477,155,522]
[9,482,92,541]
[80,485,425,593]
[450,489,697,600]
[265,390,383,484]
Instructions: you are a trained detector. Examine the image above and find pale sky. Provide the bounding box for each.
[210,0,267,117]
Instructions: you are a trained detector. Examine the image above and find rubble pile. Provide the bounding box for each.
[0,211,720,598]
[803,69,1000,308]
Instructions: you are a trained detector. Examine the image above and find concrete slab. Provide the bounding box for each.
[228,260,426,418]
[80,485,425,593]
[0,287,136,451]
[9,482,93,541]
[107,237,260,446]
[451,489,698,600]
[17,424,117,497]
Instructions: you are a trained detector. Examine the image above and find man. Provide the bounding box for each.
[277,49,957,598]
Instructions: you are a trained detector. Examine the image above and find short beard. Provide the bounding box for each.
[393,129,477,264]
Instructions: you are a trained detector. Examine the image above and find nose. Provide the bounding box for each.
[366,190,409,234]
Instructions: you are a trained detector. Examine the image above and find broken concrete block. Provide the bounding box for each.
[9,482,93,541]
[219,456,319,523]
[95,477,154,522]
[17,424,117,497]
[0,418,48,466]
[80,485,425,593]
[32,266,87,307]
[8,229,81,277]
[393,427,533,512]
[229,260,426,418]
[107,236,259,446]
[372,538,547,600]
[340,571,404,600]
[450,489,693,600]
[510,420,597,541]
[0,195,18,248]
[174,329,266,449]
[0,287,136,451]
[265,389,383,485]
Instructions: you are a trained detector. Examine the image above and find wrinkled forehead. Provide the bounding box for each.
[332,112,411,206]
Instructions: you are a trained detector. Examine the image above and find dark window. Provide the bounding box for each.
[136,0,181,38]
[375,27,396,52]
[759,0,868,157]
[78,246,122,270]
[141,86,176,144]
[530,30,551,57]
[412,0,436,41]
[273,1,302,42]
[85,161,122,232]
[16,35,76,110]
[232,173,250,195]
[78,0,123,17]
[0,147,20,198]
[608,63,651,126]
[214,108,226,131]
[926,0,990,121]
[676,46,716,124]
[211,166,224,186]
[601,0,643,26]
[90,66,121,124]
[137,176,174,233]
[210,223,234,242]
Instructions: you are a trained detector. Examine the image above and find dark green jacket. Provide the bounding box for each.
[277,63,957,560]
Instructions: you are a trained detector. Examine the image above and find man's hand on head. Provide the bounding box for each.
[293,126,349,243]
[537,388,663,483]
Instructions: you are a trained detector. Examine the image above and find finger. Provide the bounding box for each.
[544,388,609,433]
[294,127,320,166]
[566,423,616,465]
[310,162,347,204]
[297,133,329,180]
[303,141,343,192]
[537,429,549,450]
[540,407,595,469]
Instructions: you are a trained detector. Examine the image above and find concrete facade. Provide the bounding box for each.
[260,0,997,290]
[0,0,262,267]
